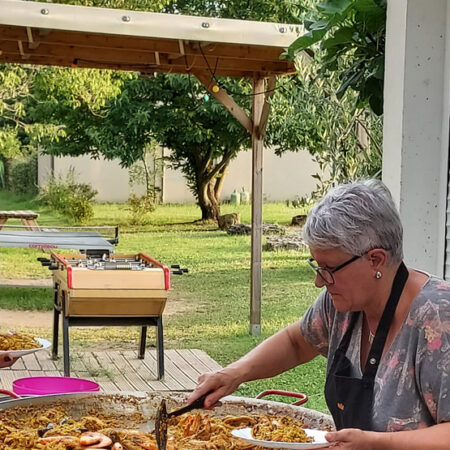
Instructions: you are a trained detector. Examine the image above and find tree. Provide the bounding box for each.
[0,65,65,187]
[288,0,386,115]
[92,74,251,221]
[22,0,383,220]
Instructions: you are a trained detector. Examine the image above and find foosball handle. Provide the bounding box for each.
[256,389,308,406]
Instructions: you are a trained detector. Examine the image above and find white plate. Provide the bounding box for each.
[231,427,331,449]
[0,338,51,358]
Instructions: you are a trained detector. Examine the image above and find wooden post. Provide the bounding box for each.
[250,78,265,336]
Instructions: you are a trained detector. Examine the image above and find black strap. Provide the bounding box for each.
[363,262,409,379]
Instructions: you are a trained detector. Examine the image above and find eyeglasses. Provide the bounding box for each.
[307,254,362,285]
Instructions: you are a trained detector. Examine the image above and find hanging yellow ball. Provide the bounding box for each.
[212,85,220,93]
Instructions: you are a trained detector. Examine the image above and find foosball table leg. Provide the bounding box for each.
[63,316,70,377]
[61,293,71,377]
[52,284,60,360]
[138,326,147,359]
[156,316,164,380]
[52,307,60,360]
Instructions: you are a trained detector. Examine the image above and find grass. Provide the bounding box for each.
[0,190,328,412]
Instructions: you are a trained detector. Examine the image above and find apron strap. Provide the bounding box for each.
[363,261,409,379]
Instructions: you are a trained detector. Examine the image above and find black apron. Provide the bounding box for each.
[324,262,409,430]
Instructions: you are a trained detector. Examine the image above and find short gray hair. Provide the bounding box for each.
[303,179,403,264]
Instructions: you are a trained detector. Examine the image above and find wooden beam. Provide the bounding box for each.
[0,25,291,63]
[258,76,276,138]
[26,27,39,49]
[250,77,265,336]
[0,54,259,78]
[194,71,253,134]
[0,40,292,74]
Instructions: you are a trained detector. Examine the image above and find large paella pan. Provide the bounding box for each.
[0,392,334,449]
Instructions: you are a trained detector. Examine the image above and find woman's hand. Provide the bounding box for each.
[326,429,379,449]
[0,354,18,368]
[187,366,244,409]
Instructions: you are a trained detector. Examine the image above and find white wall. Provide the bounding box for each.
[39,147,322,204]
[383,0,450,276]
[163,147,321,203]
[38,154,145,202]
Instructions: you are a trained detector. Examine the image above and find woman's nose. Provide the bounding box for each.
[314,272,326,288]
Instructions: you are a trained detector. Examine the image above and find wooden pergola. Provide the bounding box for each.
[0,0,304,335]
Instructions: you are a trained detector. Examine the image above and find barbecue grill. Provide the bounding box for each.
[42,252,171,379]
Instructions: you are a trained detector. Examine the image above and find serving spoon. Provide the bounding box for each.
[155,393,209,450]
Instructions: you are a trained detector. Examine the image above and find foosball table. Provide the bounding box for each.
[41,251,171,378]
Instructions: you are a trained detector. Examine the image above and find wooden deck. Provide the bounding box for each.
[0,349,222,393]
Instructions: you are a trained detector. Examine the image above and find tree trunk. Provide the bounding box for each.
[198,179,221,221]
[1,156,12,189]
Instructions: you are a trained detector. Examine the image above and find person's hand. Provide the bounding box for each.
[187,366,244,409]
[326,429,379,449]
[0,353,18,368]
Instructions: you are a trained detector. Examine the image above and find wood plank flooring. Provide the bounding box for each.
[0,349,222,394]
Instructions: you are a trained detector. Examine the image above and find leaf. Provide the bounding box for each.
[288,24,330,57]
[353,0,384,14]
[369,93,383,115]
[336,69,364,99]
[317,0,353,16]
[321,27,355,49]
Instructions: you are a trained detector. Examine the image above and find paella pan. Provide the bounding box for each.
[0,391,334,449]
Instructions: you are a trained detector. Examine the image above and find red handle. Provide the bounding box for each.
[256,389,308,406]
[0,389,20,399]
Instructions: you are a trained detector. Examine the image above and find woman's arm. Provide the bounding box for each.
[326,422,450,449]
[188,321,319,408]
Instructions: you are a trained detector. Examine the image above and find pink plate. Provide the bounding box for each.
[13,376,100,396]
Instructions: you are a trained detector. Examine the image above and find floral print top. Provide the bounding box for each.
[299,274,450,431]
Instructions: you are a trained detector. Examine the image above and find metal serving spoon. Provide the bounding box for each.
[155,393,209,450]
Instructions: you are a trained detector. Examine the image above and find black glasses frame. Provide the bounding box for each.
[307,254,361,285]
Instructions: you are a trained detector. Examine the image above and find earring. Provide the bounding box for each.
[375,271,382,279]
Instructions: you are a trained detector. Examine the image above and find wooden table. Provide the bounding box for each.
[0,210,40,230]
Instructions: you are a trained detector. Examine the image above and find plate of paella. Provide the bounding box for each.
[0,332,51,357]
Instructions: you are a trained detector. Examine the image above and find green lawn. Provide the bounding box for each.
[0,190,328,412]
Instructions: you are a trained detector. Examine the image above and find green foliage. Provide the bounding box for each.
[125,193,156,225]
[33,0,170,12]
[288,0,386,115]
[288,195,314,209]
[267,62,382,195]
[7,153,38,195]
[164,0,315,22]
[31,67,129,157]
[0,65,33,160]
[39,168,97,224]
[128,138,163,202]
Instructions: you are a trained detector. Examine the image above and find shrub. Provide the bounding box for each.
[8,154,38,195]
[39,168,97,224]
[125,193,155,225]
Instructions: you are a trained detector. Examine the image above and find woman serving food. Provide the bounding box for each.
[189,179,450,449]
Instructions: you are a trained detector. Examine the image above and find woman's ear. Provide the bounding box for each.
[367,249,388,273]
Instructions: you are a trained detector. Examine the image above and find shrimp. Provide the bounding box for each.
[36,435,80,445]
[79,431,112,448]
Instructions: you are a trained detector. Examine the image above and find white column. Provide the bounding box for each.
[383,0,450,276]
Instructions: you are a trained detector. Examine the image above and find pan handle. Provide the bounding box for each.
[256,389,308,406]
[0,389,20,399]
